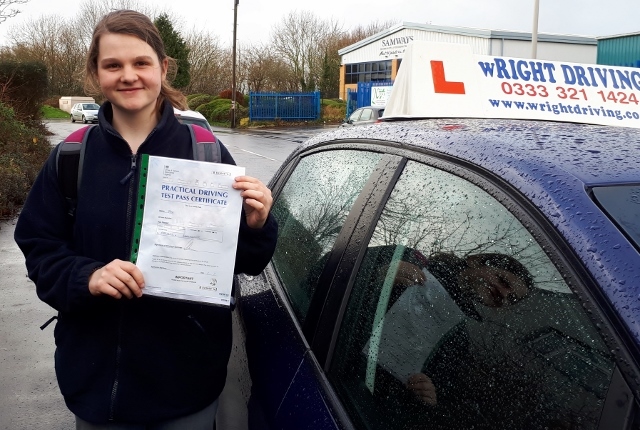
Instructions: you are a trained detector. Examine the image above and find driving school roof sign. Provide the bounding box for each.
[384,41,640,128]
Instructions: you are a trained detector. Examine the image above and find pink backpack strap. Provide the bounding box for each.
[188,124,221,163]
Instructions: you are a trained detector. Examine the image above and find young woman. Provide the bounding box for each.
[14,9,277,429]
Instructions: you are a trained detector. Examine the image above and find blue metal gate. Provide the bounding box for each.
[249,92,321,121]
[346,88,358,118]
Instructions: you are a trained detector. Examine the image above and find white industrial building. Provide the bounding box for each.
[338,22,597,99]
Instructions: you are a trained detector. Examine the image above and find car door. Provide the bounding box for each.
[240,139,640,430]
[312,146,640,430]
[239,145,399,430]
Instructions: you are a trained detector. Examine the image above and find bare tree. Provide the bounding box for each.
[342,19,399,48]
[75,0,172,47]
[240,43,297,93]
[270,10,343,92]
[0,0,27,24]
[7,14,86,96]
[183,28,228,95]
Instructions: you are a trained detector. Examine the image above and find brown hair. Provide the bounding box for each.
[84,9,188,111]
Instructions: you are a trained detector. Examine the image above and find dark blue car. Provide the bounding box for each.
[236,117,640,430]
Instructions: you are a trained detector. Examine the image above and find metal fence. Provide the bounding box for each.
[346,88,358,118]
[249,92,321,121]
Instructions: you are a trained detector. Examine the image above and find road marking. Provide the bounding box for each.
[231,147,278,161]
[241,149,278,161]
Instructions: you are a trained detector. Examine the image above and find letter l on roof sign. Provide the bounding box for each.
[431,61,466,94]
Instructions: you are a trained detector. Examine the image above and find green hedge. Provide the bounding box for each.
[186,93,207,101]
[196,98,231,122]
[187,94,218,111]
[0,102,51,218]
[0,61,48,120]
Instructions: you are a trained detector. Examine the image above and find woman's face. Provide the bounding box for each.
[457,264,529,308]
[96,33,167,118]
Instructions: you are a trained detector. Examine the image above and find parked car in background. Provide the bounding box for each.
[70,103,100,124]
[236,41,640,430]
[340,106,385,127]
[174,108,213,132]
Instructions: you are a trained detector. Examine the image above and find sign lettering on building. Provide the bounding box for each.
[379,35,414,57]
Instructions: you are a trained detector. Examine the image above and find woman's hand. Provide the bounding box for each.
[233,175,273,229]
[407,373,437,406]
[88,259,145,299]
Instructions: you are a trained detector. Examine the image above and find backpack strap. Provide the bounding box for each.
[188,124,221,163]
[56,125,94,217]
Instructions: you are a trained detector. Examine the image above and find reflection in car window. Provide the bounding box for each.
[330,161,615,430]
[271,150,381,323]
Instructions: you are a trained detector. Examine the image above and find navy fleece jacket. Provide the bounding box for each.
[14,101,277,424]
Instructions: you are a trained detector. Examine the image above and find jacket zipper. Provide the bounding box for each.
[107,127,158,420]
[109,154,138,421]
[109,305,125,420]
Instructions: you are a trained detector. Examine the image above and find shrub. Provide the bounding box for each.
[186,93,206,101]
[197,98,232,123]
[0,61,48,121]
[0,102,51,218]
[218,89,245,106]
[322,104,346,122]
[187,94,217,110]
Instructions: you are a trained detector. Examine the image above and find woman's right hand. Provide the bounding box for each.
[88,259,145,299]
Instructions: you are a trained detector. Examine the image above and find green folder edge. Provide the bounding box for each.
[130,154,150,264]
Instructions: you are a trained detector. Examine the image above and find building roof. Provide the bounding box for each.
[338,22,597,56]
[597,31,640,40]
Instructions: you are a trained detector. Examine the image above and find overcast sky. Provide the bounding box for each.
[1,0,639,47]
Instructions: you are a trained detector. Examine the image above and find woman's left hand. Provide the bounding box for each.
[233,175,273,229]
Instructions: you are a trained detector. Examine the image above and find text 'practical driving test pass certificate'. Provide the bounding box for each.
[131,155,245,306]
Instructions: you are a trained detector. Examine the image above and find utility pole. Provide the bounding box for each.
[231,0,238,128]
[531,0,539,59]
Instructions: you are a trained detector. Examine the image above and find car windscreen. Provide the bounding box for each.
[591,185,640,248]
[83,104,100,110]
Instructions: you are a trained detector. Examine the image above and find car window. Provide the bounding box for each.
[359,109,373,121]
[271,150,382,323]
[329,160,616,430]
[349,110,362,122]
[83,103,99,110]
[592,185,640,248]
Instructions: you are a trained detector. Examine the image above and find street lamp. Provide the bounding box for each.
[231,0,238,128]
[531,0,539,59]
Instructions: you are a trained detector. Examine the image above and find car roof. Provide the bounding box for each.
[302,117,640,344]
[308,118,640,185]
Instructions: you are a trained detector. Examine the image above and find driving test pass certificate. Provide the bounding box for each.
[131,155,245,306]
